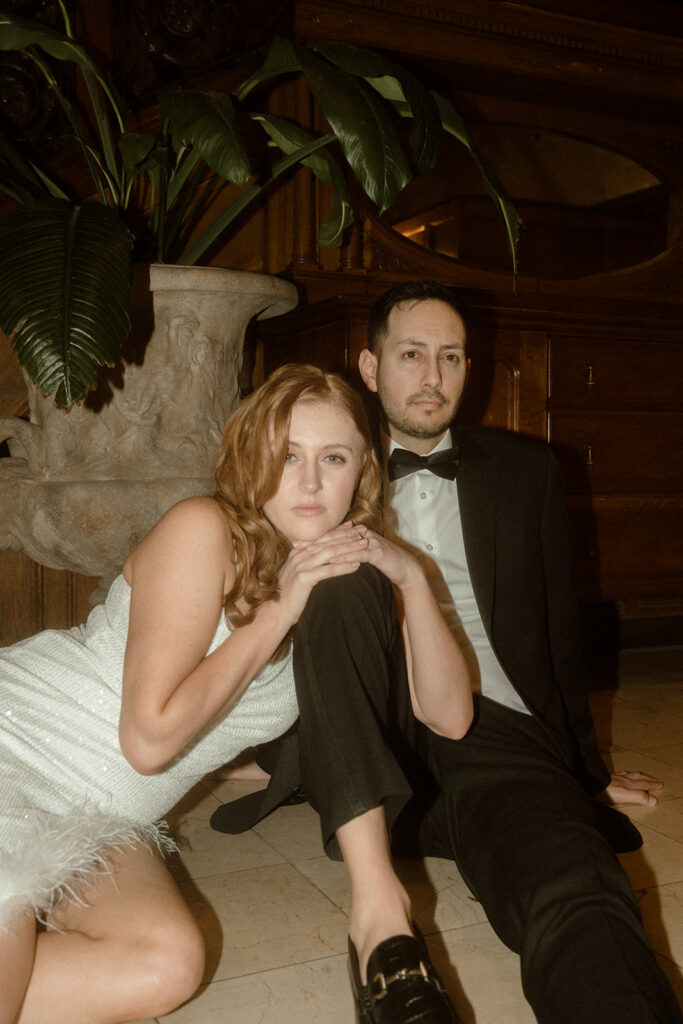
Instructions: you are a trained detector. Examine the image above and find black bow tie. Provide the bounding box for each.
[387,445,460,482]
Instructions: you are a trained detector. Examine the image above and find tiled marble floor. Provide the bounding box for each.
[136,646,683,1024]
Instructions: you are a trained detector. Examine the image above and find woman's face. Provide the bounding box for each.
[263,400,366,542]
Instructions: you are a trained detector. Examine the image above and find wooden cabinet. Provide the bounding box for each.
[546,333,683,602]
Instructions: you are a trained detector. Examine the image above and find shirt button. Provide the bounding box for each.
[420,492,427,500]
[426,543,434,551]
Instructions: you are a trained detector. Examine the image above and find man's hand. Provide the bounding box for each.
[596,770,663,807]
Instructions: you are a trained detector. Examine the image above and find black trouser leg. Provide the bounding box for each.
[422,699,683,1024]
[292,564,432,859]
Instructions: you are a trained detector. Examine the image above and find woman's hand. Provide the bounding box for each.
[326,525,423,591]
[279,522,368,624]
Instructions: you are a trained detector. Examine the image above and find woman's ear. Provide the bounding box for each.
[358,348,379,393]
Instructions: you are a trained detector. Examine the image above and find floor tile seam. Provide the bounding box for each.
[206,948,351,984]
[175,857,320,895]
[434,920,504,940]
[635,743,683,758]
[633,819,683,844]
[172,858,287,883]
[288,859,352,918]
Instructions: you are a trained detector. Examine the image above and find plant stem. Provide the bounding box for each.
[176,132,336,265]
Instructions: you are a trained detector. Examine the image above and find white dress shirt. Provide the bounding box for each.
[385,431,529,715]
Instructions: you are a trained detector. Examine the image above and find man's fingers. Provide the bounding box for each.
[611,770,663,789]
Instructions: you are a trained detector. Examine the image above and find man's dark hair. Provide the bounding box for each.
[366,281,470,354]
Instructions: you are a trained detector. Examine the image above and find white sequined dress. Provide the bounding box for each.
[0,574,297,929]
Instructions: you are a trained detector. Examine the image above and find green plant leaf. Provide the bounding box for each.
[118,132,168,178]
[0,200,133,407]
[312,41,442,173]
[433,92,521,276]
[234,36,302,100]
[0,131,65,202]
[0,12,100,71]
[253,114,353,247]
[160,90,251,185]
[295,46,412,213]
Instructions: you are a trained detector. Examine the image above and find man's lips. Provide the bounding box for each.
[410,392,446,409]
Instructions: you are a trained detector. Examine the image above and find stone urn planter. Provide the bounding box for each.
[0,265,297,593]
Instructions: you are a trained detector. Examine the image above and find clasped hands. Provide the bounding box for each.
[279,521,420,624]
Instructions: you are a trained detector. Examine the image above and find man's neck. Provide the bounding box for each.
[389,430,450,456]
[382,428,453,461]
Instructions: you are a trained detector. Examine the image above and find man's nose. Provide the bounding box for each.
[421,356,442,388]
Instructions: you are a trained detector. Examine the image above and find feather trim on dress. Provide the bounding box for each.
[0,805,177,932]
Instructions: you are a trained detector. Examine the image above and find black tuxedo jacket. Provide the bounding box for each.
[452,424,609,795]
[211,425,610,836]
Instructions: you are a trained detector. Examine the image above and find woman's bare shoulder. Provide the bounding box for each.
[124,496,233,581]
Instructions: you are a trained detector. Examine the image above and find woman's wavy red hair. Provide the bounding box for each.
[214,363,382,631]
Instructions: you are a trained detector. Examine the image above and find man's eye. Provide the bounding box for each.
[403,350,419,359]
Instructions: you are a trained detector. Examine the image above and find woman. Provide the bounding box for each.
[0,364,472,1024]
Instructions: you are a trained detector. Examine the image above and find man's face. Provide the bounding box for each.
[359,299,469,454]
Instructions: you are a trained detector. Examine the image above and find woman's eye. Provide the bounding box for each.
[284,452,296,463]
[324,454,345,464]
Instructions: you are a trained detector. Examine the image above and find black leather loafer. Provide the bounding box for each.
[348,926,461,1024]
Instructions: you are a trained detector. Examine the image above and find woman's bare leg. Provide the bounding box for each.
[0,910,36,1024]
[337,806,413,984]
[18,843,205,1024]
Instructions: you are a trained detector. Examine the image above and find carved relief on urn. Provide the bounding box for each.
[0,266,297,586]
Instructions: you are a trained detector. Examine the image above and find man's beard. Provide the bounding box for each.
[379,387,456,440]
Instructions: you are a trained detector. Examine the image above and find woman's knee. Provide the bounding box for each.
[133,912,206,1017]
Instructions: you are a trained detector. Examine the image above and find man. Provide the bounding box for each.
[212,281,681,1023]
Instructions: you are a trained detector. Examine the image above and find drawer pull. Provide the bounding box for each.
[582,443,595,466]
[584,363,595,387]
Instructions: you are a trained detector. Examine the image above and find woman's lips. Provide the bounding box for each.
[292,505,325,516]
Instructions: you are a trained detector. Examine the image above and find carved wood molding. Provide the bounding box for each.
[295,0,683,102]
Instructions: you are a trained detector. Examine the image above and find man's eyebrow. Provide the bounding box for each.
[396,338,465,350]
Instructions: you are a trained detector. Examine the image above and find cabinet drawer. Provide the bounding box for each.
[549,411,683,493]
[549,337,683,408]
[569,495,683,600]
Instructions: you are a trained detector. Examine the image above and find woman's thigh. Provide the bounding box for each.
[21,843,205,1024]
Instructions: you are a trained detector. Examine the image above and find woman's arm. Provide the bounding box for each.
[119,502,367,774]
[331,527,473,739]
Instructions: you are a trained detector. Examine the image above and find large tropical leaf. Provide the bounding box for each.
[160,91,251,185]
[434,93,521,276]
[234,36,302,100]
[253,113,353,247]
[246,39,413,212]
[0,12,101,71]
[295,45,412,213]
[0,130,65,204]
[0,200,133,407]
[0,11,122,120]
[312,41,442,174]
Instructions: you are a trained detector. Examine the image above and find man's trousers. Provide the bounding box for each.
[292,565,682,1024]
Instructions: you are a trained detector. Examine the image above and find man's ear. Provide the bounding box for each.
[358,348,379,393]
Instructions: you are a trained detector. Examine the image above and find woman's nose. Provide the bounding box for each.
[299,463,322,492]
